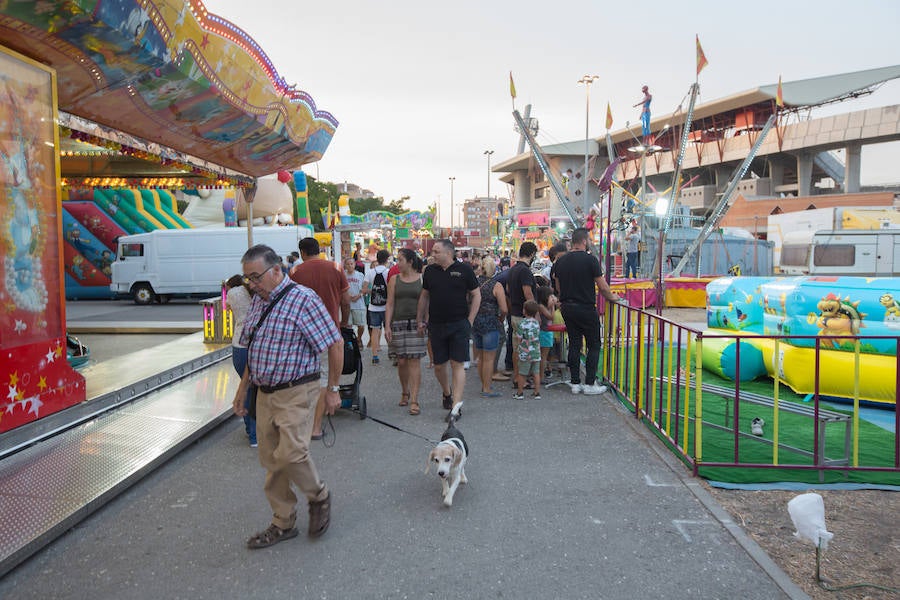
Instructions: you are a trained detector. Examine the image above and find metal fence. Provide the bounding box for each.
[602,304,900,484]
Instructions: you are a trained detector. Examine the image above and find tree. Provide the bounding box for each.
[306,176,341,231]
[305,176,409,229]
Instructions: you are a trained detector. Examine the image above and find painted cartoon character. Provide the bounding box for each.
[879,292,900,329]
[816,293,864,348]
[71,255,85,280]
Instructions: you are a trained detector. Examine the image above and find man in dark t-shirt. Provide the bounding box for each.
[506,242,537,380]
[552,228,621,396]
[417,239,480,418]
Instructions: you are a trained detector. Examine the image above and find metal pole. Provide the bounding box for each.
[484,150,493,200]
[578,75,599,213]
[449,176,455,234]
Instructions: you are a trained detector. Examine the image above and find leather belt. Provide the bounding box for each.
[259,372,319,394]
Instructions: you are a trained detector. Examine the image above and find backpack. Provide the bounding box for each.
[369,269,388,306]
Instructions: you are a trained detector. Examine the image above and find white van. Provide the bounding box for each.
[780,229,900,276]
[111,226,313,304]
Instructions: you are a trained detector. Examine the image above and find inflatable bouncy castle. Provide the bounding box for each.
[705,276,900,406]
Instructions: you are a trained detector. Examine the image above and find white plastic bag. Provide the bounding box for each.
[787,493,834,550]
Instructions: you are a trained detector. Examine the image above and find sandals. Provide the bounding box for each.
[246,523,299,549]
[408,402,420,415]
[399,392,410,407]
[308,489,331,538]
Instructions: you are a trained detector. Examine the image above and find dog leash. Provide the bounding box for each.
[362,412,439,446]
[313,411,438,447]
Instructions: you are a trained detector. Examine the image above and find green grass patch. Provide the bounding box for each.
[602,341,900,485]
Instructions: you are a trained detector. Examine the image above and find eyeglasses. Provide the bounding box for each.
[242,265,275,285]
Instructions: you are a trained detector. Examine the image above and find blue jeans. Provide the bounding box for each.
[232,347,257,444]
[625,252,639,278]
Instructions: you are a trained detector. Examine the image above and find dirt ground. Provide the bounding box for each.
[657,308,899,598]
[706,487,899,599]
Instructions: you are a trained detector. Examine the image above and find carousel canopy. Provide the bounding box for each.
[0,0,337,178]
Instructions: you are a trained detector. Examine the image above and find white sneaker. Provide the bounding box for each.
[569,383,582,394]
[751,417,765,436]
[463,361,470,370]
[581,384,608,395]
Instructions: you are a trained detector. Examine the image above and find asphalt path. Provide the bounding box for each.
[0,330,795,599]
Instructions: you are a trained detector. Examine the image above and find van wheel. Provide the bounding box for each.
[132,283,155,305]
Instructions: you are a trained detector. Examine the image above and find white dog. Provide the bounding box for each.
[425,402,468,507]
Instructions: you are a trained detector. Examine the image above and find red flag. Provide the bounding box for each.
[696,34,708,76]
[605,102,613,130]
[776,75,784,107]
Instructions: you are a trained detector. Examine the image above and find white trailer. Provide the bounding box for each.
[111,225,313,304]
[768,206,900,270]
[780,229,900,276]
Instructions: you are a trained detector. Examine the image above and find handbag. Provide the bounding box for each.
[245,283,295,418]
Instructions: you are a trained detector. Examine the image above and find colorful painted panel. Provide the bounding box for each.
[0,47,85,433]
[0,1,338,177]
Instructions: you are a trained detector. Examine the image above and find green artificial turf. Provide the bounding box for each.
[602,340,900,485]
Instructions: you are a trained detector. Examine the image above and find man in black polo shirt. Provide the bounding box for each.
[417,239,481,417]
[506,242,537,380]
[552,228,621,395]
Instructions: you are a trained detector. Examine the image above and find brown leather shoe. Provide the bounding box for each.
[308,489,331,538]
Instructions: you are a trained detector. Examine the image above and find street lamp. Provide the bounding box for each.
[577,74,599,211]
[484,150,494,199]
[449,176,455,233]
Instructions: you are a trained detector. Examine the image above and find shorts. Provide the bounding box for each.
[517,360,540,376]
[428,319,471,365]
[473,329,499,351]
[388,318,427,359]
[368,309,385,328]
[510,315,525,337]
[350,309,367,327]
[539,330,554,348]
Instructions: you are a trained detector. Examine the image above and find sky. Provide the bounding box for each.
[207,0,900,225]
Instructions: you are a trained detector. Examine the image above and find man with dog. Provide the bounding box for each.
[552,228,621,395]
[417,239,480,418]
[233,244,343,549]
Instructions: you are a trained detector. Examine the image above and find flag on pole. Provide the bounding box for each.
[776,75,784,107]
[509,71,517,99]
[605,102,613,130]
[695,34,708,76]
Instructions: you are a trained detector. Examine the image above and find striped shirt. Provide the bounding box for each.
[240,277,341,387]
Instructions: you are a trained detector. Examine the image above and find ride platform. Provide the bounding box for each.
[0,333,236,577]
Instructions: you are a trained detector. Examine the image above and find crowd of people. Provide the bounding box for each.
[227,230,622,549]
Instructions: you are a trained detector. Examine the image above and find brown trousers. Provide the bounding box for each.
[256,381,328,529]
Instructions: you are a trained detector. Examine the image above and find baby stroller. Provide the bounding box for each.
[339,327,367,419]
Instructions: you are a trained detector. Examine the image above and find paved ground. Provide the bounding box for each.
[0,301,802,598]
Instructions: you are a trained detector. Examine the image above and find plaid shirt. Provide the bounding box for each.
[241,277,341,387]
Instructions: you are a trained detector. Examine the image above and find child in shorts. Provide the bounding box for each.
[514,300,542,400]
[534,285,558,380]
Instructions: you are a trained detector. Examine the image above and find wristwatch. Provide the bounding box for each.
[328,385,340,393]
